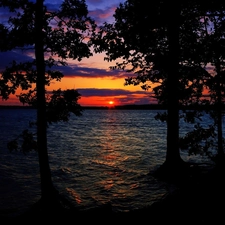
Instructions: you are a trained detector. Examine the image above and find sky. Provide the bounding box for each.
[0,0,155,107]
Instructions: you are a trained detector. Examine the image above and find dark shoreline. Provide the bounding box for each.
[0,104,165,110]
[0,104,220,110]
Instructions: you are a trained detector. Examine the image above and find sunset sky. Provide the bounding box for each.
[0,0,155,107]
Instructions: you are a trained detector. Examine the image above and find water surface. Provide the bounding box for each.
[0,108,212,216]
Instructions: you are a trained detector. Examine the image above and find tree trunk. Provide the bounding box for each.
[165,3,184,167]
[153,2,189,180]
[35,0,56,201]
[214,60,225,164]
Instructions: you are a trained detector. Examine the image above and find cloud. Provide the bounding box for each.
[43,0,124,25]
[0,51,34,71]
[88,7,115,25]
[77,88,138,97]
[57,64,132,78]
[0,50,133,80]
[77,88,154,99]
[87,0,125,24]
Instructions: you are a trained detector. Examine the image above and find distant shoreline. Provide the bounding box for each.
[0,104,165,110]
[0,104,219,110]
[82,104,167,110]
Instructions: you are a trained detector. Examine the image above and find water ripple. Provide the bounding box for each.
[0,109,213,215]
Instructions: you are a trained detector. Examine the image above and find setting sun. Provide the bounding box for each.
[109,101,114,105]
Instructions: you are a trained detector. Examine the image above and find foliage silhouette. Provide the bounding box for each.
[92,0,225,177]
[178,2,225,166]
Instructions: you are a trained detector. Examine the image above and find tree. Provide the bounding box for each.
[179,3,225,166]
[0,0,96,209]
[92,0,210,178]
[164,2,181,168]
[203,8,225,164]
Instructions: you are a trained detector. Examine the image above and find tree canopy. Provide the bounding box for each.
[92,0,225,175]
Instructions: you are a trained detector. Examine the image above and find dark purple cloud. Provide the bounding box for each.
[57,65,133,78]
[76,88,143,97]
[0,51,133,79]
[0,51,34,71]
[88,6,115,25]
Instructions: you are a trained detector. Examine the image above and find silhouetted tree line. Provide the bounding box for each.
[0,0,225,211]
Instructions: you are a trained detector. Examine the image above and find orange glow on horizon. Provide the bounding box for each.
[0,74,155,106]
[48,76,141,91]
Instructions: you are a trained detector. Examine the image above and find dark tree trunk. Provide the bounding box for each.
[165,3,184,166]
[214,60,225,164]
[153,3,189,180]
[35,0,56,201]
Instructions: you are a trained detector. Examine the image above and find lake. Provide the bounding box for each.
[0,108,214,217]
